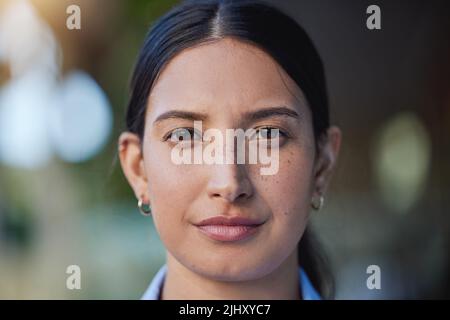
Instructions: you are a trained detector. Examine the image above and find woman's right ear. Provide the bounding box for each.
[118,132,149,202]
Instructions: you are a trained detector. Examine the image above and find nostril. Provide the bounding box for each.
[237,191,250,200]
[206,168,254,203]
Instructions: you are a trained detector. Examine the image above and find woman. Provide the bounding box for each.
[118,0,341,300]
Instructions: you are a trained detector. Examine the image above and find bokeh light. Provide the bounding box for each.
[49,71,112,163]
[0,0,112,168]
[372,112,431,213]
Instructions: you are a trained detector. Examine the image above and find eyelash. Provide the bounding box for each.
[253,126,289,140]
[163,126,289,143]
[163,127,202,142]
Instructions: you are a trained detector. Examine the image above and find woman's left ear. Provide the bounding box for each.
[312,126,342,195]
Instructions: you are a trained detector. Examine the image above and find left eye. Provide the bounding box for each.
[255,127,282,140]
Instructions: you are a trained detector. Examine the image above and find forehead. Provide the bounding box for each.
[147,37,306,119]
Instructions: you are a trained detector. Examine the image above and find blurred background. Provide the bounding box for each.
[0,0,448,299]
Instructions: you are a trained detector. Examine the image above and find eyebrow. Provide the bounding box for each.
[152,106,299,125]
[244,106,300,122]
[153,110,208,125]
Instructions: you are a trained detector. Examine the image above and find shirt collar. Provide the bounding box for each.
[141,264,321,300]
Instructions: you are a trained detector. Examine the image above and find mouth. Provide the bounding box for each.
[194,216,265,242]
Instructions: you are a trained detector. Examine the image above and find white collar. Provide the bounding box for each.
[141,264,322,300]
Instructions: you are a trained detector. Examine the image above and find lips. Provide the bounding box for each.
[194,216,264,242]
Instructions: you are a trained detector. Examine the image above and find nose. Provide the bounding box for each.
[206,163,253,203]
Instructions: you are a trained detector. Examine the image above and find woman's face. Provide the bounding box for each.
[119,38,340,281]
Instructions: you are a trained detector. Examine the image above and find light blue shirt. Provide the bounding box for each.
[142,264,321,300]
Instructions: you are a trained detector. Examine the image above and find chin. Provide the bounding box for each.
[191,257,275,282]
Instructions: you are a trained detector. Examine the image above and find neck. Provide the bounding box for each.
[161,251,301,300]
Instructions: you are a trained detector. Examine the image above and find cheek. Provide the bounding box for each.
[278,148,315,211]
[251,144,315,241]
[142,142,202,243]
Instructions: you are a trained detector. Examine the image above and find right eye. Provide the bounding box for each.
[165,128,202,142]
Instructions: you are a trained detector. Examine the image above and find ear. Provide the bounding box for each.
[118,132,150,204]
[312,126,342,196]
